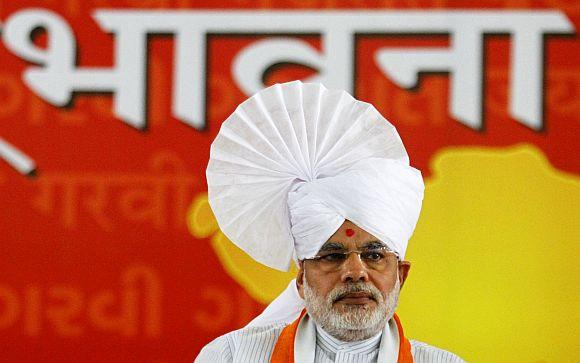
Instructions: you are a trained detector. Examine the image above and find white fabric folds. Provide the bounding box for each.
[207,81,424,271]
[246,278,305,328]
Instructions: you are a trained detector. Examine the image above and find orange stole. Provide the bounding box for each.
[271,311,413,363]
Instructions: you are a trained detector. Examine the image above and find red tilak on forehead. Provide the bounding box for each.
[345,228,355,237]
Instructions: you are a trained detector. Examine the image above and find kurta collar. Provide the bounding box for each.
[294,313,399,362]
[316,323,382,357]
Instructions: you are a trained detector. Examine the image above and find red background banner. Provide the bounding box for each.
[0,1,578,362]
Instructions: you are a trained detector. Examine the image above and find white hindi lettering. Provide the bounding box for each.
[0,138,36,175]
[373,12,574,130]
[0,10,574,175]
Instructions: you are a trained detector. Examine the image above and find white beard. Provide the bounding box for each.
[303,275,400,342]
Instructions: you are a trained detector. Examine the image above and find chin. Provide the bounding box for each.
[321,310,386,342]
[338,304,378,318]
[306,303,386,341]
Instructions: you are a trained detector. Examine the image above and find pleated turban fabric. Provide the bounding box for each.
[206,81,424,272]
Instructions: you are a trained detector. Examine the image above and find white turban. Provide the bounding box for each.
[207,81,423,272]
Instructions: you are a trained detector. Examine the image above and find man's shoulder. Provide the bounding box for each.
[410,339,466,363]
[195,323,286,363]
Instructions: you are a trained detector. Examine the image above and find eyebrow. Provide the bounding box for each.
[361,241,388,250]
[318,242,345,252]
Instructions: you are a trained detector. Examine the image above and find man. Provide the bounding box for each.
[196,81,464,362]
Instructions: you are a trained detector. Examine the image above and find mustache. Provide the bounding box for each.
[328,283,383,303]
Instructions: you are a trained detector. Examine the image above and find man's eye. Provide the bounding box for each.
[321,253,347,262]
[362,251,384,261]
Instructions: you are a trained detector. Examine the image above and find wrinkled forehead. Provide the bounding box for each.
[317,239,389,253]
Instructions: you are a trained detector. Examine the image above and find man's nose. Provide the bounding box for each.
[340,252,370,283]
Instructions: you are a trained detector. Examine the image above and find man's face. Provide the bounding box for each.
[297,220,410,341]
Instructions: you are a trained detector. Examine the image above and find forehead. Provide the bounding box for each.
[320,220,386,250]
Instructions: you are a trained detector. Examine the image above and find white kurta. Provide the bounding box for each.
[195,313,465,363]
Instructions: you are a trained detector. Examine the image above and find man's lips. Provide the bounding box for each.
[335,292,375,305]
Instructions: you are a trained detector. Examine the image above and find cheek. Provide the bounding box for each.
[305,270,337,297]
[370,271,398,293]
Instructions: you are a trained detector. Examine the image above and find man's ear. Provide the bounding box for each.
[398,261,411,289]
[296,261,305,299]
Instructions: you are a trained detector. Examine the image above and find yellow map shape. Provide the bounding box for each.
[188,144,579,362]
